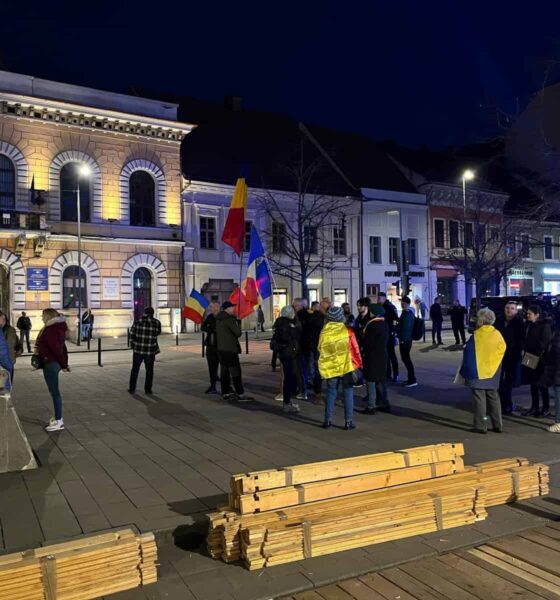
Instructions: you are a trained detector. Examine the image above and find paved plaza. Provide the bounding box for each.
[2,332,560,599]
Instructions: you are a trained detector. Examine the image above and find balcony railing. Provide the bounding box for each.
[0,210,47,231]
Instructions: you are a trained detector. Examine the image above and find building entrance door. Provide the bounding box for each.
[133,267,152,321]
[0,265,9,314]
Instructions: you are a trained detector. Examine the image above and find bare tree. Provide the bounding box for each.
[256,137,357,301]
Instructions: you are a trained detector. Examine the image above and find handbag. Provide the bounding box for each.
[521,351,541,370]
[31,354,44,370]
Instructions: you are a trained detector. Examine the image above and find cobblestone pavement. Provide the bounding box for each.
[2,333,560,599]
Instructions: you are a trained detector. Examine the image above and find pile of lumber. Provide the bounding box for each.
[206,443,549,570]
[0,528,157,600]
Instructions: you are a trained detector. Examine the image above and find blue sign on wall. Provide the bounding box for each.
[27,267,49,291]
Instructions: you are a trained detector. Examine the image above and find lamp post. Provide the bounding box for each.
[461,169,475,307]
[76,164,91,346]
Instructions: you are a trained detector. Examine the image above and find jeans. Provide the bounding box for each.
[325,377,354,422]
[81,324,91,340]
[386,337,399,379]
[366,381,388,409]
[219,352,244,395]
[399,341,416,383]
[452,324,466,345]
[530,385,550,413]
[19,329,31,353]
[43,362,62,420]
[432,320,443,344]
[280,356,298,404]
[554,386,560,423]
[129,353,155,392]
[206,348,219,388]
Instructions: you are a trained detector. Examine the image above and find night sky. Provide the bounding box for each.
[2,1,560,148]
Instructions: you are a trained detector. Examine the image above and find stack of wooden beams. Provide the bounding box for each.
[0,528,157,600]
[206,444,549,570]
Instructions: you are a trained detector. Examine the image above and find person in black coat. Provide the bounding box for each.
[522,304,553,417]
[272,306,302,413]
[448,299,467,345]
[361,304,389,414]
[495,301,524,414]
[545,328,560,433]
[378,292,399,382]
[354,297,371,348]
[201,302,220,394]
[306,301,325,404]
[430,297,443,345]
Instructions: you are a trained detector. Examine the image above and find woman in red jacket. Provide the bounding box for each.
[35,308,70,432]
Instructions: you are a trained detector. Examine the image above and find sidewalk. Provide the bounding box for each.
[1,339,560,599]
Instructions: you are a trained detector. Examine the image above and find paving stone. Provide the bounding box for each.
[420,524,489,552]
[123,487,167,508]
[76,512,112,533]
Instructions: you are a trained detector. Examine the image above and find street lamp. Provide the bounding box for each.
[461,169,475,306]
[76,164,91,346]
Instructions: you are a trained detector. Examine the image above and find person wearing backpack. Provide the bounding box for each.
[397,296,418,387]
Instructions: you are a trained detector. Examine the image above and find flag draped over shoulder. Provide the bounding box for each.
[182,289,209,324]
[460,325,506,380]
[221,178,248,256]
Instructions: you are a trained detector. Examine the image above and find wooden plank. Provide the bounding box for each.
[337,578,387,600]
[315,583,356,600]
[398,561,480,600]
[380,567,448,600]
[358,573,418,600]
[518,530,560,554]
[535,526,560,541]
[294,592,325,600]
[488,536,560,578]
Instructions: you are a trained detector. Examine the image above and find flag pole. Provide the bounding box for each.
[238,250,243,320]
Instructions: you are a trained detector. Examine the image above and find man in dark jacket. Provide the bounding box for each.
[201,301,220,394]
[398,296,417,387]
[379,292,399,382]
[16,311,32,353]
[361,304,389,414]
[354,297,371,348]
[495,301,524,414]
[430,296,443,345]
[449,299,468,345]
[273,306,301,412]
[128,307,161,394]
[306,301,325,404]
[216,301,247,401]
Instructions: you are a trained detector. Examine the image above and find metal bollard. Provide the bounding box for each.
[97,338,102,367]
[87,336,91,350]
[202,332,206,357]
[245,331,249,354]
[176,326,179,346]
[127,327,130,348]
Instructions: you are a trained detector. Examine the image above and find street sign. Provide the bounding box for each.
[27,267,49,291]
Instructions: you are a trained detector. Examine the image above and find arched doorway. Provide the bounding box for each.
[62,266,88,309]
[0,265,9,314]
[133,267,152,321]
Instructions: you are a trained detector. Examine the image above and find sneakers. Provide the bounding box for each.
[548,423,560,433]
[404,381,418,388]
[296,394,308,401]
[223,392,236,401]
[274,394,284,402]
[344,421,356,431]
[45,418,64,432]
[362,407,376,415]
[283,403,300,413]
[205,386,218,394]
[235,394,252,402]
[322,420,332,429]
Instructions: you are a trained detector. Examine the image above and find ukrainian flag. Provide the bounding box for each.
[182,289,209,324]
[461,325,506,380]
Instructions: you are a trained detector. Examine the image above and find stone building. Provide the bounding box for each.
[0,71,193,338]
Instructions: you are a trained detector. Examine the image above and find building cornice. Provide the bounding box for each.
[421,181,508,211]
[50,233,188,247]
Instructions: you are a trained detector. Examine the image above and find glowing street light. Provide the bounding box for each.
[461,169,475,306]
[462,169,475,182]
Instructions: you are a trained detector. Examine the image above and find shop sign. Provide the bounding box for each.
[26,267,48,291]
[543,267,560,276]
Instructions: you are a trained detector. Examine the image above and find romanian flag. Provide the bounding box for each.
[182,289,209,324]
[460,325,506,380]
[230,287,255,320]
[221,178,248,256]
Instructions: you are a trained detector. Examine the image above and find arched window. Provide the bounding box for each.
[0,155,15,211]
[62,266,87,309]
[129,171,156,226]
[60,163,91,222]
[133,267,152,320]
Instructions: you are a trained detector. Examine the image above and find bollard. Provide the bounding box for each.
[202,332,206,357]
[97,338,102,367]
[176,326,179,346]
[127,327,130,348]
[245,331,249,354]
[87,335,91,350]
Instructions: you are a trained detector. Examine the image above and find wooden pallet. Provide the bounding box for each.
[0,529,157,600]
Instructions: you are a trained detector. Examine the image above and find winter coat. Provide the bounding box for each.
[382,300,398,334]
[461,325,506,390]
[82,312,94,325]
[430,303,443,323]
[495,316,524,387]
[522,317,553,386]
[353,313,371,348]
[397,308,415,343]
[16,316,31,331]
[0,329,13,374]
[36,316,69,369]
[272,316,301,360]
[361,318,388,383]
[449,306,467,328]
[3,326,22,365]
[305,310,325,352]
[201,313,218,350]
[215,311,242,354]
[545,330,560,387]
[318,322,362,380]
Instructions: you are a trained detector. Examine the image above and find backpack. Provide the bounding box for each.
[412,317,425,341]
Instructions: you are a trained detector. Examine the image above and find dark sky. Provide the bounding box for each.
[2,1,560,148]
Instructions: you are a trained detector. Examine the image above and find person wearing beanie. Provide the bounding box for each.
[397,296,418,387]
[317,305,363,430]
[271,305,302,413]
[216,301,248,401]
[361,304,389,414]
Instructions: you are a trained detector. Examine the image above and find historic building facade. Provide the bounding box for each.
[0,71,192,338]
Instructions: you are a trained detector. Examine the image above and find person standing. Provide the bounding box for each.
[354,297,371,348]
[35,308,70,432]
[461,308,506,433]
[495,301,524,414]
[430,296,443,345]
[318,306,362,430]
[272,306,301,413]
[201,302,220,394]
[342,303,355,328]
[361,304,389,414]
[546,326,560,433]
[397,296,417,387]
[216,301,247,401]
[0,311,22,382]
[16,311,32,353]
[0,325,12,393]
[521,304,553,417]
[307,301,325,405]
[257,305,266,332]
[449,299,468,345]
[81,309,94,341]
[378,292,399,382]
[128,307,161,395]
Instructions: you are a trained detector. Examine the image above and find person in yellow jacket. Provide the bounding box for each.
[318,306,363,430]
